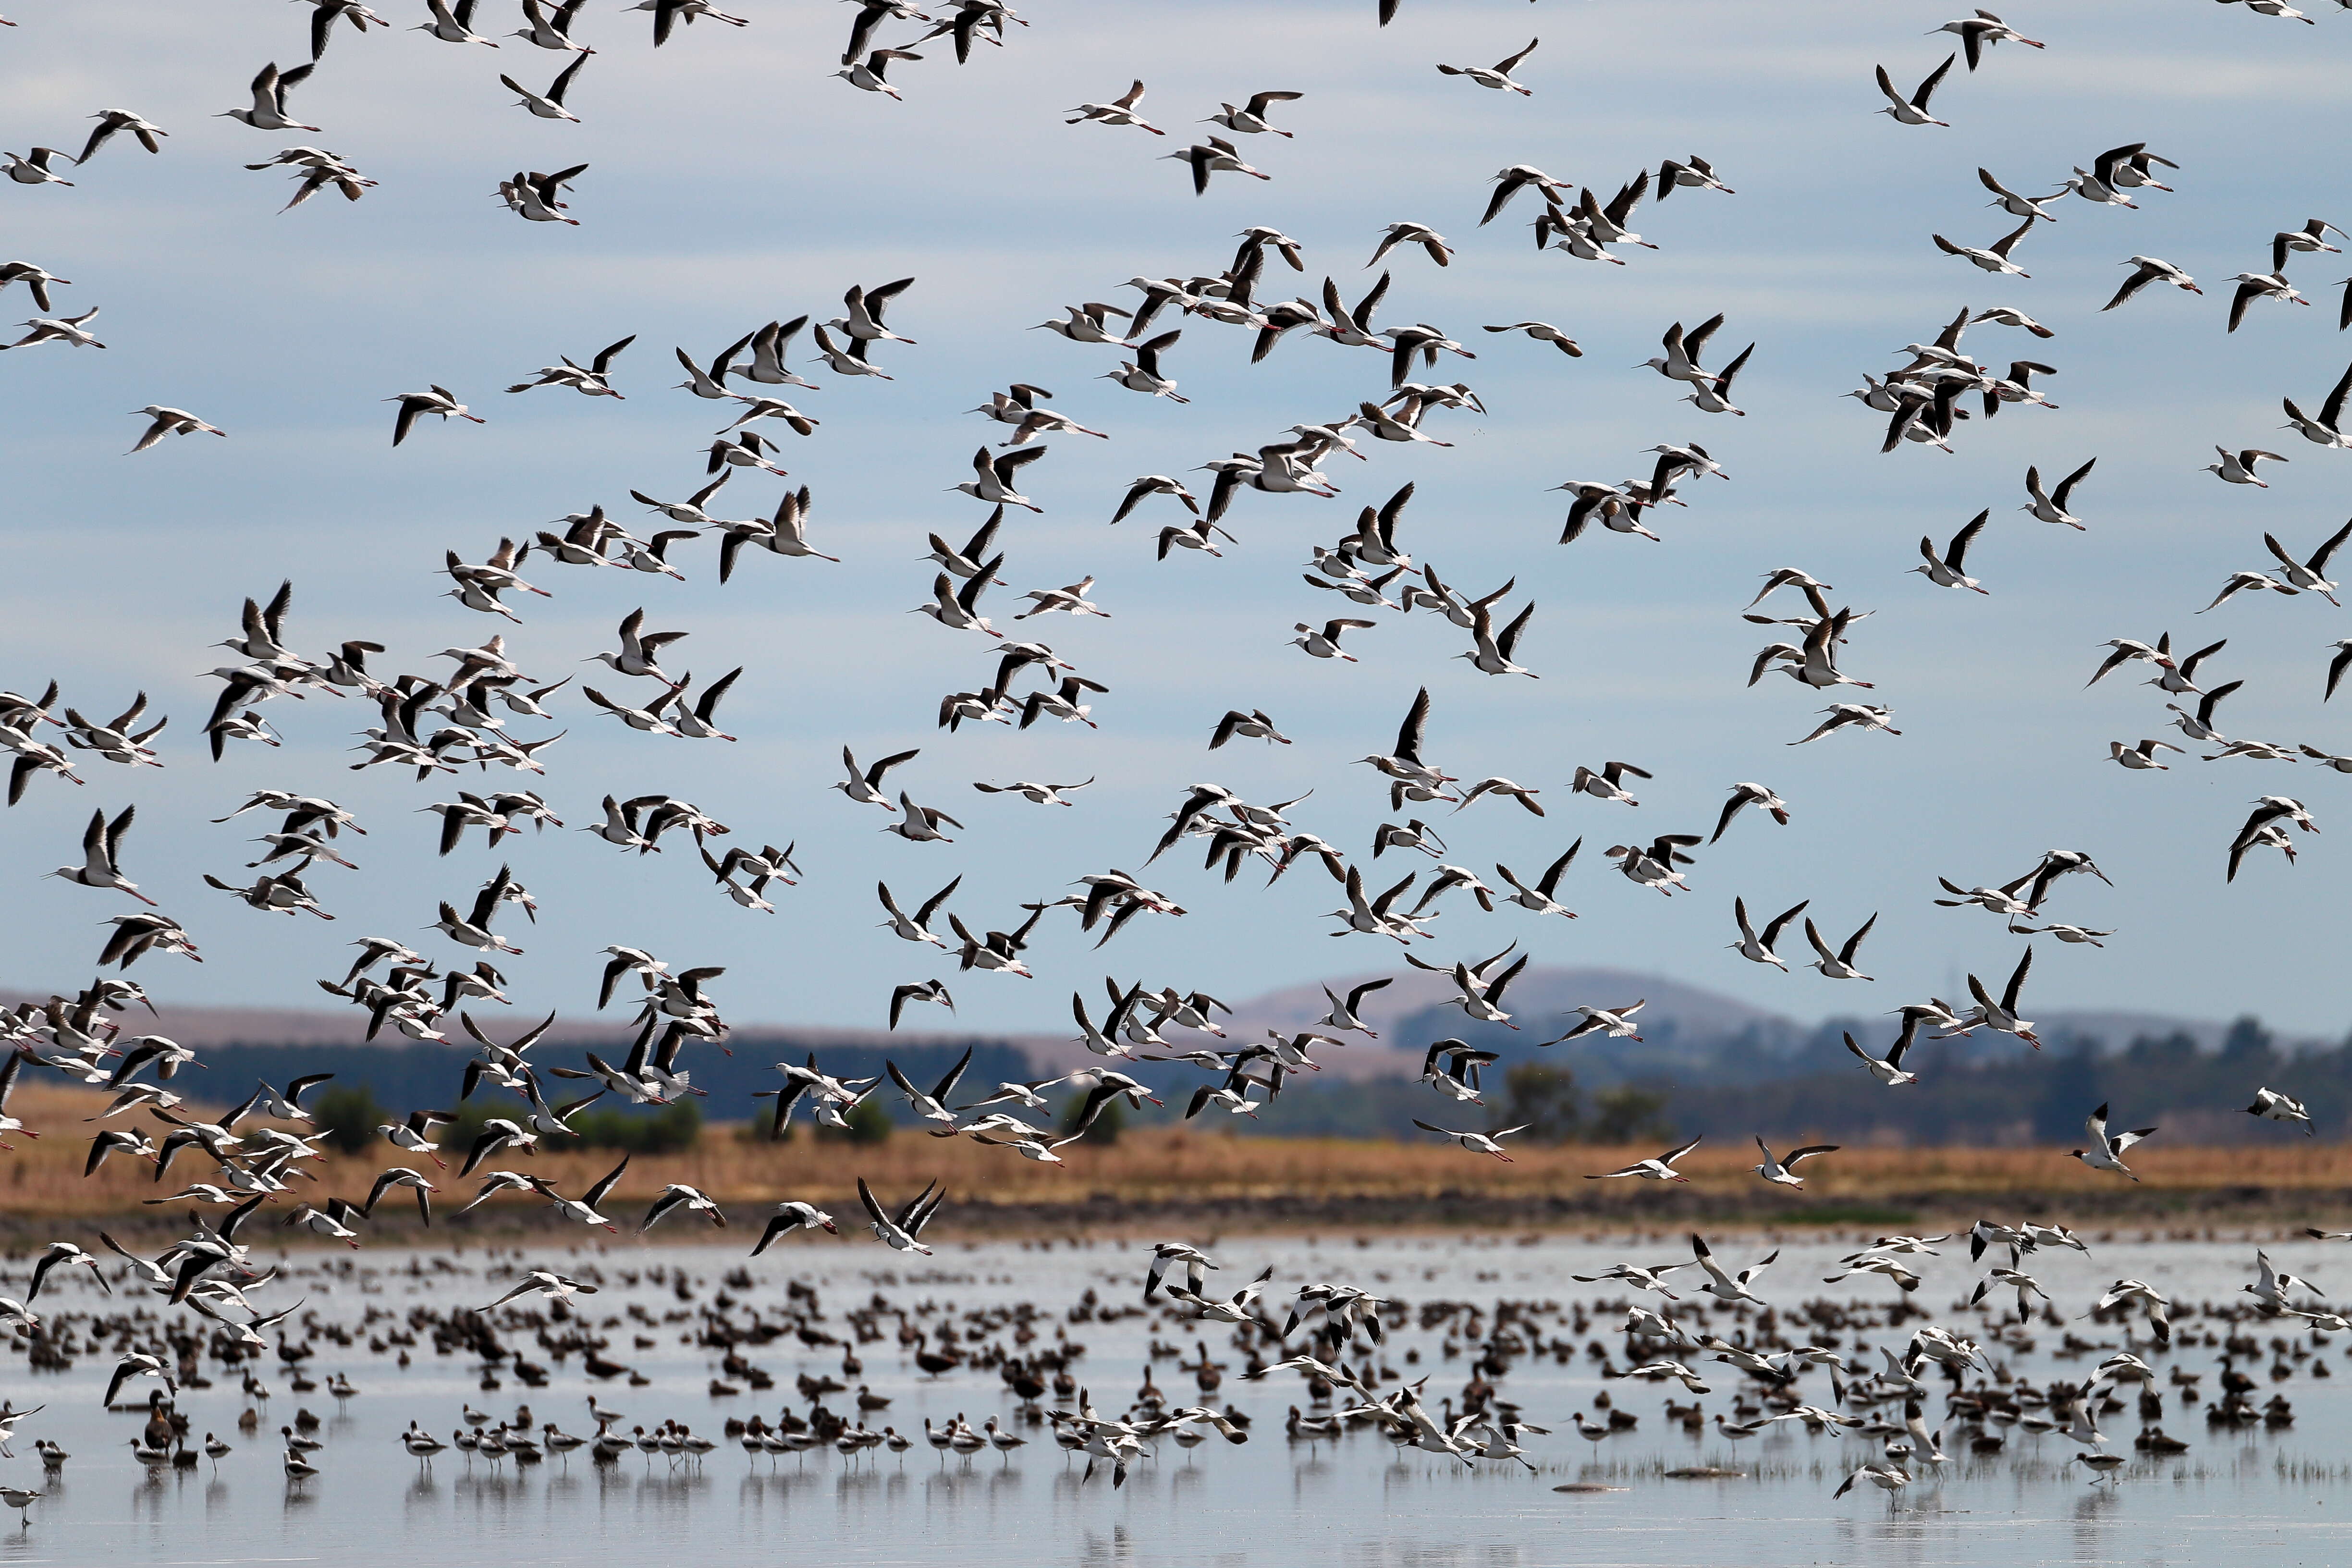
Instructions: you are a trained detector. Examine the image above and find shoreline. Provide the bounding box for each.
[8,1127,2352,1243]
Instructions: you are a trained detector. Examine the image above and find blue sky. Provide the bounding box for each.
[3,0,2351,1041]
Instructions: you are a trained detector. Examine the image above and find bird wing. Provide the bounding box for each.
[1947,509,1986,567]
[1394,686,1431,761]
[2001,945,2033,1012]
[2102,263,2157,312]
[1987,215,2034,260]
[857,1176,890,1231]
[2050,458,2095,510]
[590,334,635,374]
[1760,900,1808,948]
[929,1044,974,1102]
[899,1180,945,1236]
[1838,913,1877,964]
[1803,918,1836,962]
[2307,517,2352,578]
[583,1153,629,1210]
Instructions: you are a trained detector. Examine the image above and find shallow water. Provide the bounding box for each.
[5,1231,2351,1568]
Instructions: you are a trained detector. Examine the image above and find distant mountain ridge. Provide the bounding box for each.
[36,968,2320,1089]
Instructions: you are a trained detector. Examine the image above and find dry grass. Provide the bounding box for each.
[4,1076,2348,1233]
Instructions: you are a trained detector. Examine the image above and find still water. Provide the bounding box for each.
[3,1229,2348,1568]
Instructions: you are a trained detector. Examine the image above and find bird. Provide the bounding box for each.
[1483,319,1580,356]
[1834,1463,1911,1502]
[495,163,588,225]
[1846,1025,1920,1088]
[2197,571,2298,614]
[0,263,69,314]
[2105,256,2201,310]
[2021,458,2096,528]
[1410,1119,1527,1160]
[640,1184,726,1232]
[1569,760,1649,806]
[1873,56,1956,125]
[1164,136,1269,193]
[1804,914,1877,980]
[2205,447,2288,487]
[483,1270,600,1309]
[1203,90,1302,137]
[1368,223,1453,270]
[1932,216,2035,278]
[501,55,589,121]
[125,405,227,454]
[2229,271,2308,333]
[1752,1138,1838,1188]
[1066,80,1163,135]
[2074,1102,2157,1179]
[0,145,71,186]
[887,979,954,1029]
[1729,896,1808,969]
[527,1154,630,1231]
[1712,783,1791,843]
[751,1201,837,1252]
[2246,1250,2322,1312]
[858,1177,944,1254]
[1545,1001,1645,1043]
[48,806,154,905]
[26,1244,107,1301]
[2246,1087,2313,1134]
[835,747,919,808]
[1978,167,2061,221]
[2281,359,2352,448]
[1291,619,1374,662]
[2110,738,2182,771]
[388,387,485,446]
[1587,1136,1703,1182]
[1101,330,1188,402]
[1960,948,2043,1048]
[1690,1234,1779,1303]
[507,334,632,398]
[1937,9,2044,67]
[415,0,499,43]
[219,63,319,131]
[74,107,168,165]
[884,1045,973,1121]
[1913,511,1990,592]
[1435,38,1538,95]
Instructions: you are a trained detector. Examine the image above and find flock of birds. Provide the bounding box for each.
[2,0,2352,1530]
[0,1224,2345,1522]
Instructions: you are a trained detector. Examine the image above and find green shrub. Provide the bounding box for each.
[1063,1092,1124,1145]
[1586,1086,1672,1144]
[1498,1063,1581,1144]
[562,1100,701,1153]
[836,1100,892,1145]
[313,1086,387,1155]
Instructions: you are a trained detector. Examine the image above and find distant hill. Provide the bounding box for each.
[0,990,1047,1125]
[1204,965,1800,1081]
[23,974,2344,1144]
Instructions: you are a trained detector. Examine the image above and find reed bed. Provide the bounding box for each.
[6,1074,2350,1231]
